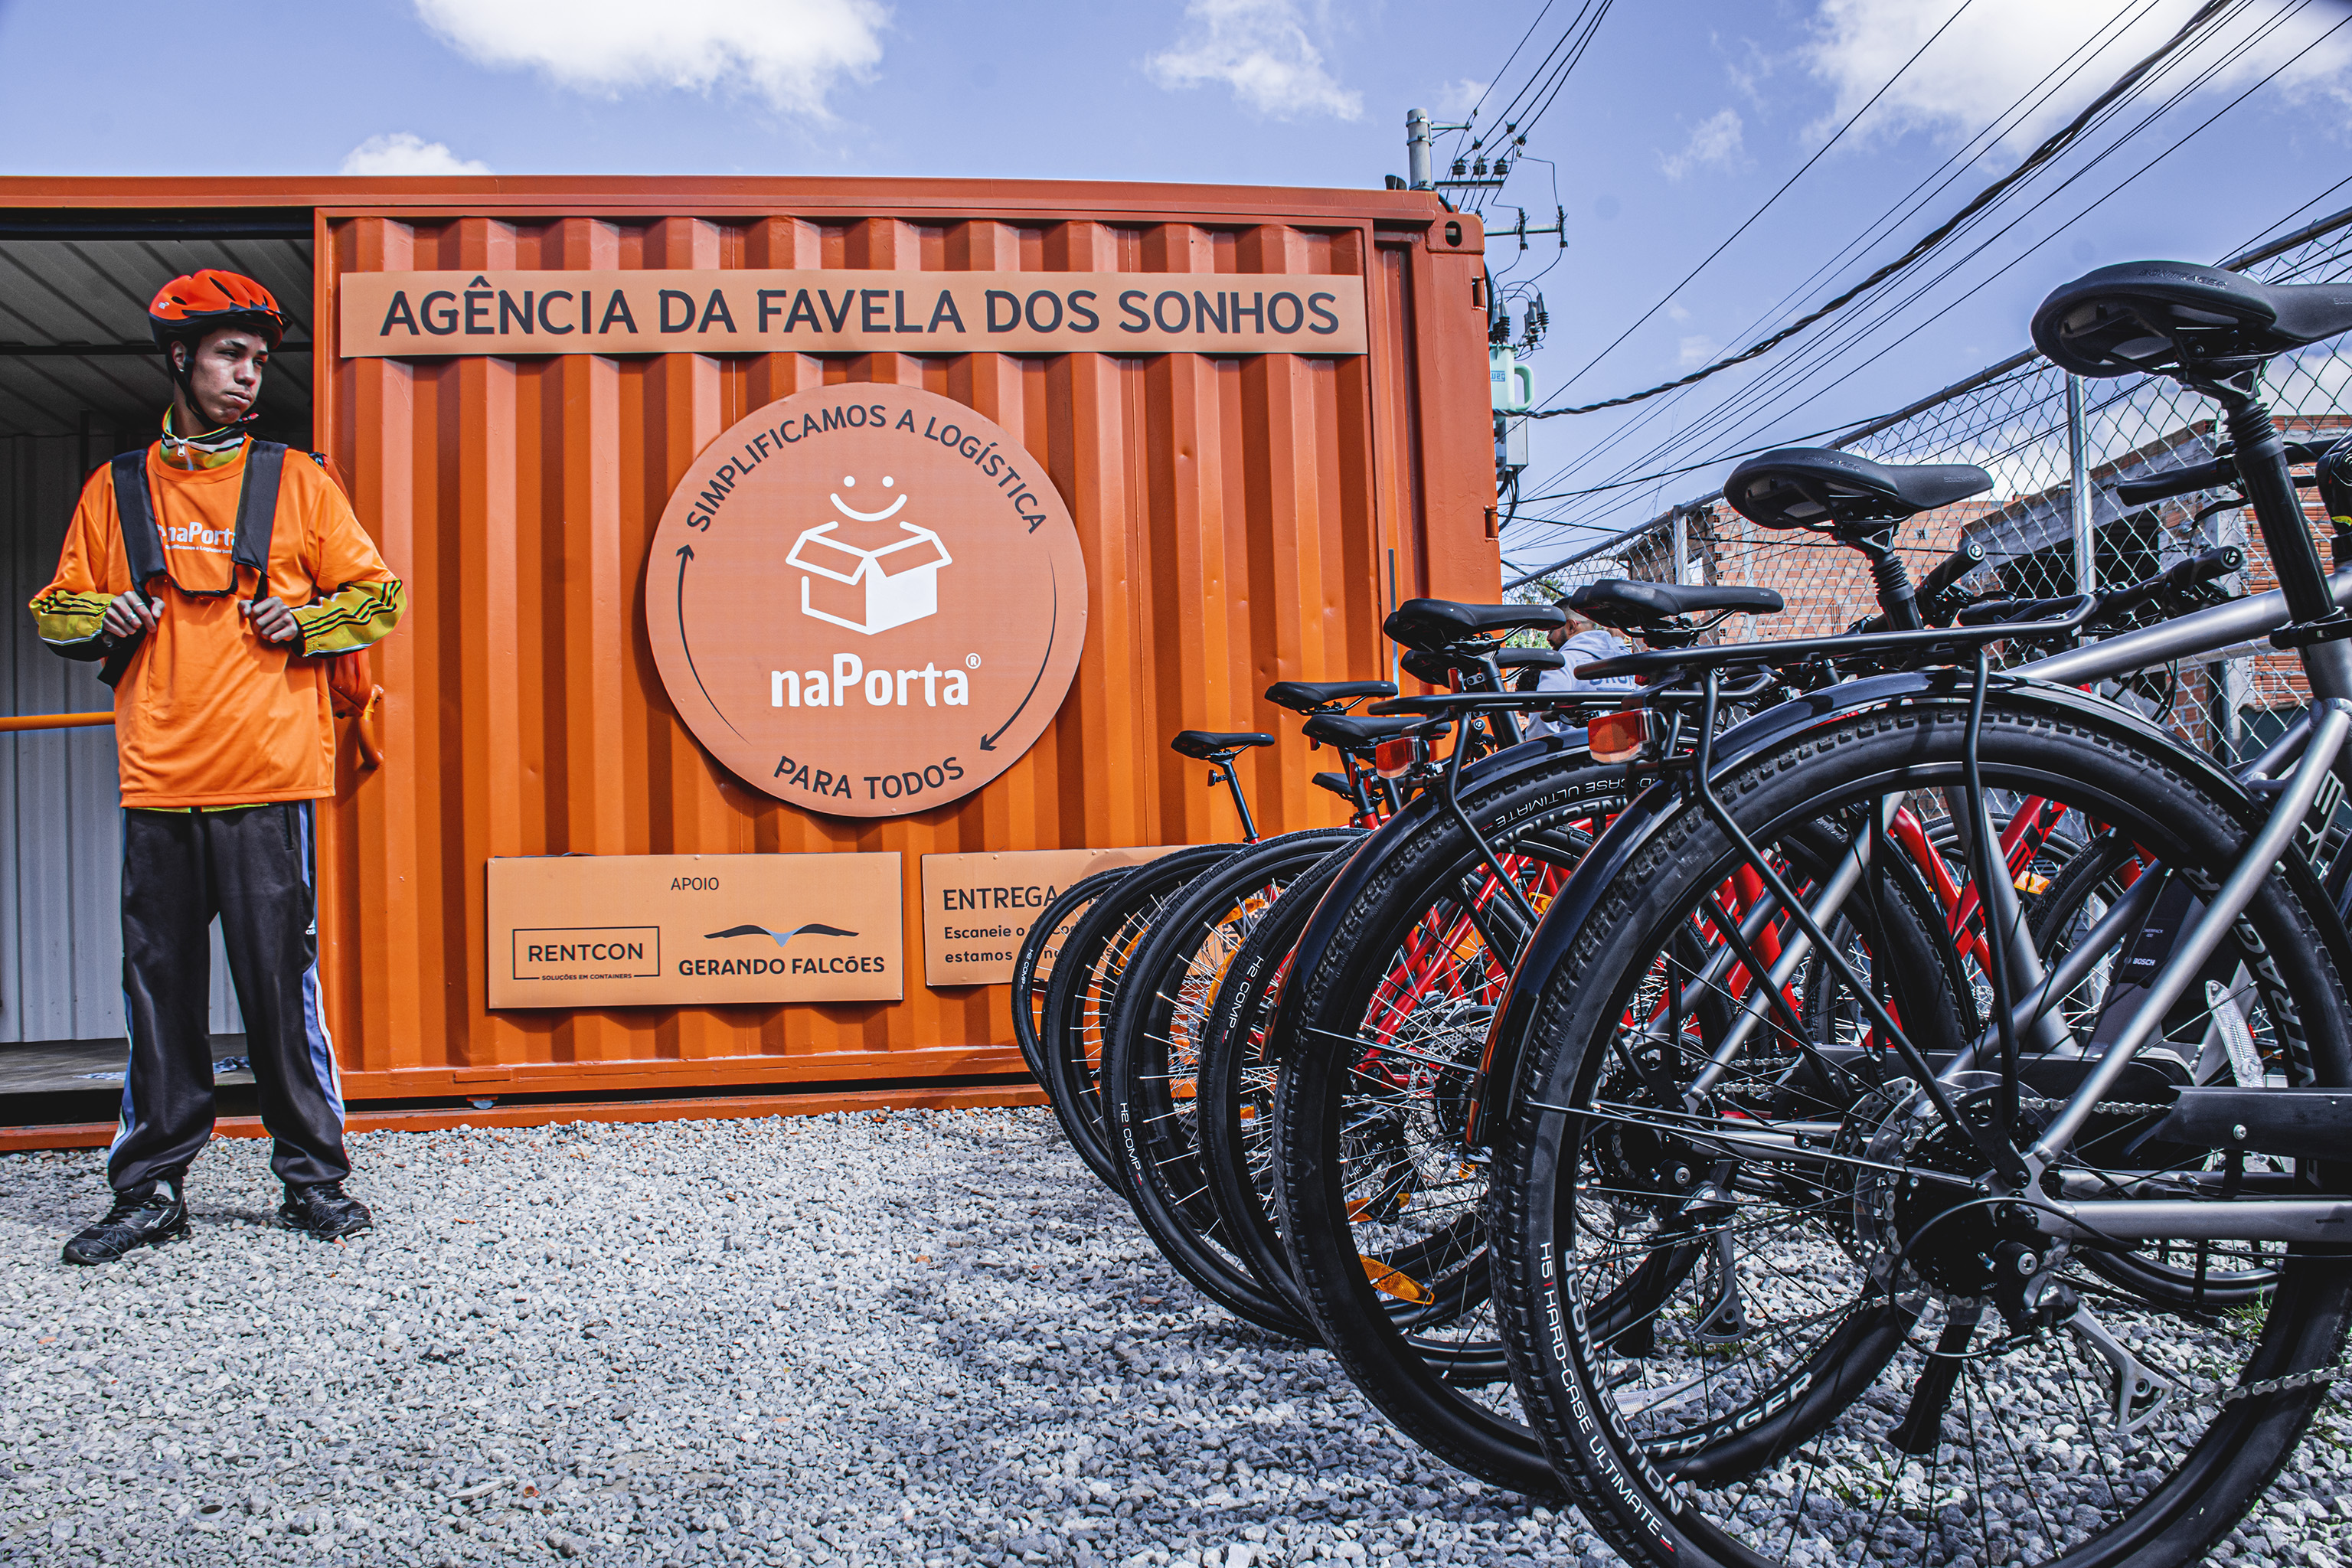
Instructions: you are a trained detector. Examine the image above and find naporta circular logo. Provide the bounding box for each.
[647,386,1088,817]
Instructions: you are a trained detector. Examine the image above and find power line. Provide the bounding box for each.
[1503,29,2349,565]
[1527,0,2234,419]
[1533,0,1981,406]
[1531,0,2306,514]
[1504,0,2267,532]
[1536,0,2153,479]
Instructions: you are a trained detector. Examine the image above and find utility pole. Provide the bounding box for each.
[1406,108,1434,189]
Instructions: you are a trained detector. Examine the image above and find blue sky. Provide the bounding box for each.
[4,0,2347,570]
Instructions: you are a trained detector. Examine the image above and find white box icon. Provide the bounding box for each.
[786,521,954,635]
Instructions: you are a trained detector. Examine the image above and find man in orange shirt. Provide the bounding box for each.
[29,271,405,1265]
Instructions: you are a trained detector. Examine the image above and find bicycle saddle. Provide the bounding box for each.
[1169,730,1274,760]
[1726,448,1991,530]
[1264,678,1399,714]
[1399,647,1514,686]
[1498,648,1564,671]
[2033,260,2352,379]
[1383,597,1565,653]
[1569,579,1783,629]
[1301,713,1419,750]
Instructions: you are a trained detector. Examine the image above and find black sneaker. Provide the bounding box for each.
[61,1182,189,1266]
[279,1181,374,1241]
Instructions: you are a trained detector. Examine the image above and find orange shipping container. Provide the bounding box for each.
[0,176,1499,1106]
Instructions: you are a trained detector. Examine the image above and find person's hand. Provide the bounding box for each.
[243,596,299,645]
[101,590,161,641]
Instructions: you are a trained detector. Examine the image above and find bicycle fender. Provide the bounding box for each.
[1478,668,2347,1130]
[1265,733,1606,1064]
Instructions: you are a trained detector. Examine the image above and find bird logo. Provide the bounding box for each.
[703,923,860,947]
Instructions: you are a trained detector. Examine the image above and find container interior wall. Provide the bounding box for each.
[2,433,245,1050]
[321,207,1491,1097]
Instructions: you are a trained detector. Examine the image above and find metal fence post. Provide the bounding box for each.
[2066,373,2096,596]
[1671,505,1691,586]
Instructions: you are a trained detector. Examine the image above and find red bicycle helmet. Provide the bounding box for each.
[148,270,286,353]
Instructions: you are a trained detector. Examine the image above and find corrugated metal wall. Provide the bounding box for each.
[2,433,243,1047]
[315,191,1496,1099]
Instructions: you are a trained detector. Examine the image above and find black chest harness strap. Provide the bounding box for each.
[109,439,286,596]
[100,441,287,687]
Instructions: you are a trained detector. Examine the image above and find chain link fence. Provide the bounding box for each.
[1517,204,2352,764]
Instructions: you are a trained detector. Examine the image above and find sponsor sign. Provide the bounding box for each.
[918,847,1184,987]
[486,853,902,1008]
[339,270,1368,358]
[645,384,1088,818]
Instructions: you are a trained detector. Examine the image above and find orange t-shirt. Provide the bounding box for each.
[33,444,401,808]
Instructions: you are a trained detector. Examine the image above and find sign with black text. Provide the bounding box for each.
[340,270,1368,358]
[487,853,903,1008]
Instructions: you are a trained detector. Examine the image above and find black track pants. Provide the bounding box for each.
[108,802,349,1194]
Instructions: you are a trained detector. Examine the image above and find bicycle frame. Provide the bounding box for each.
[1497,469,2352,1246]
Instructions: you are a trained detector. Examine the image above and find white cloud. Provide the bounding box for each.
[1677,335,1721,368]
[1146,0,1363,122]
[1432,77,1487,118]
[410,0,887,116]
[1661,109,1744,180]
[1666,302,1693,323]
[340,132,492,178]
[1802,0,2352,153]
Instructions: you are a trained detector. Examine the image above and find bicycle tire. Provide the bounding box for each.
[1272,750,1630,1493]
[1493,691,2352,1568]
[1197,840,1365,1325]
[1040,844,1242,1187]
[1011,868,1132,1087]
[1103,828,1364,1336]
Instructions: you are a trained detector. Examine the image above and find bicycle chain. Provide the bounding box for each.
[2198,1364,2352,1406]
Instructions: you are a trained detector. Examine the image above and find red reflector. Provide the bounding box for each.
[1588,708,1647,763]
[1374,735,1417,779]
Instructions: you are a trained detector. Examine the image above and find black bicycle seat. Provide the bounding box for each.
[1383,597,1565,653]
[1570,579,1783,629]
[1264,678,1399,714]
[1169,730,1274,760]
[2034,260,2352,379]
[1312,771,1355,802]
[1498,648,1565,671]
[1726,449,1991,531]
[1301,713,1419,750]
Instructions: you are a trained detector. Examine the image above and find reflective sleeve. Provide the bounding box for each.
[28,471,124,660]
[292,577,406,656]
[290,462,406,656]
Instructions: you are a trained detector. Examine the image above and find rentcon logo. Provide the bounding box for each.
[647,384,1088,819]
[786,476,952,635]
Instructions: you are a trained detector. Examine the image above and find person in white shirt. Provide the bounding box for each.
[1521,599,1640,744]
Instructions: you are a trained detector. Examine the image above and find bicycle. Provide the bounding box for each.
[1488,259,2352,1568]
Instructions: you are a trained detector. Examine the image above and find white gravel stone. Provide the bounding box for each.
[0,1109,1622,1567]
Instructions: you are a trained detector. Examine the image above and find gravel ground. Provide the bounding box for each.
[1,1106,2344,1568]
[0,1108,1607,1568]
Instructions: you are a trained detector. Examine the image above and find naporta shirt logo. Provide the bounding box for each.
[647,385,1088,818]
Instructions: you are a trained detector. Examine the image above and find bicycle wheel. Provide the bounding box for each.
[1104,828,1364,1336]
[1197,839,1364,1325]
[1011,868,1132,1086]
[2032,829,2290,1309]
[1272,752,1630,1493]
[1040,844,1241,1187]
[1494,691,2352,1568]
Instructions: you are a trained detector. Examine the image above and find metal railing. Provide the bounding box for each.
[1509,202,2352,763]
